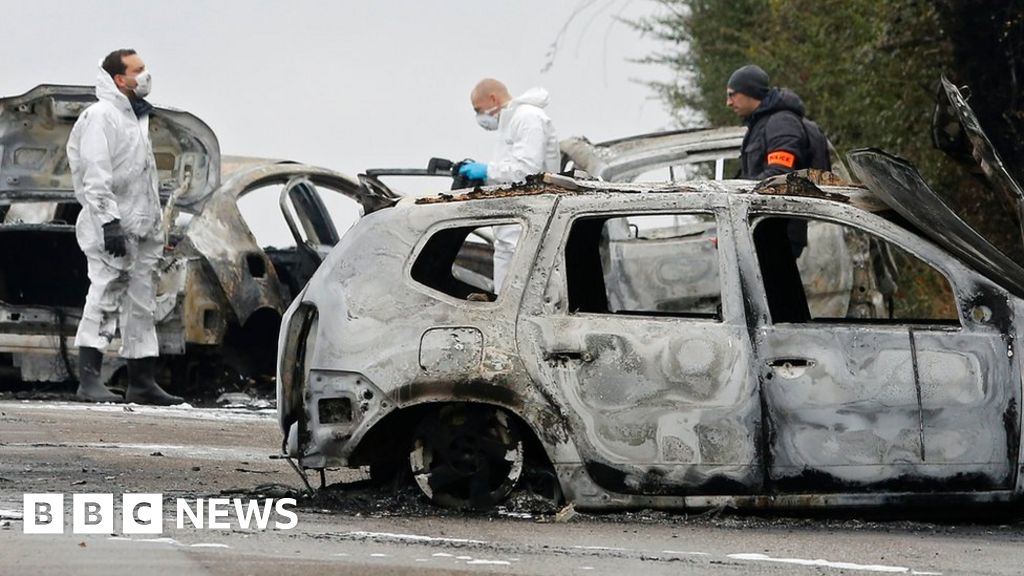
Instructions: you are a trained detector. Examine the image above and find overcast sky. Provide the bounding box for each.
[2,0,679,244]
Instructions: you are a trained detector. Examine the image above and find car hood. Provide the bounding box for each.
[846,79,1024,298]
[0,84,220,208]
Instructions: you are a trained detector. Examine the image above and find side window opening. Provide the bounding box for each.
[411,223,521,302]
[237,183,297,249]
[566,213,722,319]
[751,216,959,325]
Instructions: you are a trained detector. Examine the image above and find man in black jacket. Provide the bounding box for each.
[727,64,823,260]
[727,64,822,179]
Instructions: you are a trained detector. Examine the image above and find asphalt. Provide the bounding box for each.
[2,398,1024,575]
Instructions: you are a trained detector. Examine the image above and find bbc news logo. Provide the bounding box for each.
[23,494,298,534]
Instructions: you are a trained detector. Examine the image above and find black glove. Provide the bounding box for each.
[102,220,128,257]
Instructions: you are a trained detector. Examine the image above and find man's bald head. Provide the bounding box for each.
[471,78,511,113]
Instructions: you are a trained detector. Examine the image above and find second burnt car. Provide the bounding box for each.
[0,85,397,390]
[277,79,1024,511]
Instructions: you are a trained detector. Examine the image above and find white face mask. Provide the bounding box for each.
[475,106,500,131]
[130,70,152,98]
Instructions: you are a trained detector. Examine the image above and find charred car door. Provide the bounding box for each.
[518,193,763,496]
[275,176,343,293]
[736,196,1019,493]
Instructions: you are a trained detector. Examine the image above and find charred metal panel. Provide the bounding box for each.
[302,370,388,465]
[737,194,1020,493]
[419,327,483,374]
[756,326,929,489]
[525,315,762,495]
[560,127,745,182]
[281,176,1024,510]
[183,191,288,326]
[0,85,220,208]
[914,328,1014,486]
[515,192,761,495]
[180,259,228,345]
[288,194,581,469]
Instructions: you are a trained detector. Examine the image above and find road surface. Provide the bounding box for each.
[1,398,1022,575]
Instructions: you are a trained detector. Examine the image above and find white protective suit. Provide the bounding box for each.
[66,66,163,359]
[485,87,560,292]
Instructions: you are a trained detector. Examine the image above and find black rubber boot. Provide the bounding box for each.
[126,357,184,406]
[76,347,122,403]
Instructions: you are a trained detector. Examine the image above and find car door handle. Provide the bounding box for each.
[767,358,813,368]
[544,348,595,363]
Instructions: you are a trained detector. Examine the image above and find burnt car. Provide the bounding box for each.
[0,85,396,390]
[277,79,1024,512]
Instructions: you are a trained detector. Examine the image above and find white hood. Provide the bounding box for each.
[93,64,132,114]
[507,87,551,111]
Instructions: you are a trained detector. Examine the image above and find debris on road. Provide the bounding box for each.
[216,392,273,410]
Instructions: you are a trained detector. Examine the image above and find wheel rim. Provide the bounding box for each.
[410,404,523,509]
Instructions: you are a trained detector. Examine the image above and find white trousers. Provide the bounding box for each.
[74,235,163,359]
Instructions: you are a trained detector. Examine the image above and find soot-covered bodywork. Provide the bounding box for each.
[276,78,1024,511]
[0,85,396,389]
[278,165,1024,511]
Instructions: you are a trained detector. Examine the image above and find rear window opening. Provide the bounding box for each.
[411,224,522,301]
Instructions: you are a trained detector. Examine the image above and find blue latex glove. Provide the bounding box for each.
[458,162,488,181]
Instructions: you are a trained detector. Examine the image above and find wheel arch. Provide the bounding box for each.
[350,399,557,476]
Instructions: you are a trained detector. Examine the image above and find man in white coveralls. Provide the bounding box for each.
[458,78,561,293]
[66,48,183,405]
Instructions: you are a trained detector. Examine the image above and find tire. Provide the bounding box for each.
[409,404,524,510]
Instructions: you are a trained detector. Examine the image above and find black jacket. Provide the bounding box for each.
[740,88,810,180]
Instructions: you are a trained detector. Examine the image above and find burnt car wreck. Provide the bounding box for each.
[277,79,1024,511]
[0,85,397,390]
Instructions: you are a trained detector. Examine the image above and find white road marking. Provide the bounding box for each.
[0,509,23,520]
[911,572,943,575]
[332,553,350,557]
[433,553,454,558]
[135,537,181,545]
[107,536,229,549]
[579,567,595,571]
[728,553,910,573]
[370,553,390,558]
[662,550,710,556]
[467,559,511,566]
[456,555,473,560]
[342,530,488,545]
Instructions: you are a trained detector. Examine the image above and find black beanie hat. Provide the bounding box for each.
[728,64,770,100]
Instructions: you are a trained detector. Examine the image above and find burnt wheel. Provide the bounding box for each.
[409,404,524,510]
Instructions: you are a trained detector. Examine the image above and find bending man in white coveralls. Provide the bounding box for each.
[458,78,560,293]
[66,49,182,405]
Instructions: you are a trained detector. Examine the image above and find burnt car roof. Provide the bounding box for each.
[0,84,220,209]
[412,171,885,212]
